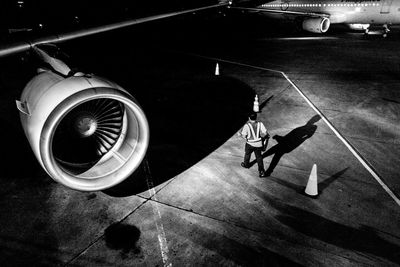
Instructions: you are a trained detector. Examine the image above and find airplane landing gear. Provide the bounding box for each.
[382,24,390,38]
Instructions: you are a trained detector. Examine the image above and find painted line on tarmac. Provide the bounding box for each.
[260,37,339,41]
[144,160,172,267]
[280,73,400,207]
[176,51,400,207]
[174,52,284,74]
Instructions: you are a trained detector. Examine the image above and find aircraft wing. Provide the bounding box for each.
[230,6,329,18]
[0,2,229,58]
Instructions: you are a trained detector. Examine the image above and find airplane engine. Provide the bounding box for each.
[302,17,330,33]
[17,70,149,191]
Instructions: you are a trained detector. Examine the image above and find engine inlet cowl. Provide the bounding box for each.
[18,71,149,191]
[302,17,330,33]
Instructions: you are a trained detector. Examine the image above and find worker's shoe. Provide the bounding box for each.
[259,171,268,178]
[241,162,249,169]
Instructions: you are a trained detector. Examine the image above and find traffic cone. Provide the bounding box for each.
[253,94,259,113]
[215,63,220,76]
[305,164,318,197]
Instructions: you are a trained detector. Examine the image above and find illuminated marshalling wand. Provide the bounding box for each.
[0,2,231,58]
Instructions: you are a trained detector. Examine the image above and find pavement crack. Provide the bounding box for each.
[146,198,376,265]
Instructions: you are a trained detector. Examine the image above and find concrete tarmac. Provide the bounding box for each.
[0,16,400,266]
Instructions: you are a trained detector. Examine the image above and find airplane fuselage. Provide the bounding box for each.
[257,0,400,25]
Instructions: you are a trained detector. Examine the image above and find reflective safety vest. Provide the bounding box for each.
[246,122,262,144]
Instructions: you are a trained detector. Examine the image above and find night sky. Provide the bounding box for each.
[0,0,220,32]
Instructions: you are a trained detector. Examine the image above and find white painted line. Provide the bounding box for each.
[174,51,400,207]
[176,52,284,74]
[281,73,400,207]
[144,160,172,267]
[266,37,339,41]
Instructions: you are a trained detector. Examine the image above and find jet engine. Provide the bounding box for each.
[302,17,330,33]
[17,68,149,191]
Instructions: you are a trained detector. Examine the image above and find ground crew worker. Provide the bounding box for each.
[238,112,269,177]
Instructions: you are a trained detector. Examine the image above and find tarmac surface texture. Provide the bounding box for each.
[0,15,400,266]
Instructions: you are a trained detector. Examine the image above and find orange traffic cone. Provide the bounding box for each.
[215,63,220,76]
[305,164,318,197]
[253,94,259,113]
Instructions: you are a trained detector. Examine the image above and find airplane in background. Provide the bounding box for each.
[230,0,400,36]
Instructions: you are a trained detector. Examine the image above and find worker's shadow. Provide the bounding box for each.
[259,115,321,175]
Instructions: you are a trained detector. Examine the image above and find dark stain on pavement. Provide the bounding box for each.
[105,223,141,255]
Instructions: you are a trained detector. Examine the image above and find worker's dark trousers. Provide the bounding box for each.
[244,143,264,173]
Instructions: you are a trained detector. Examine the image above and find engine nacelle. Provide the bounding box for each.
[302,17,330,33]
[17,70,149,191]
